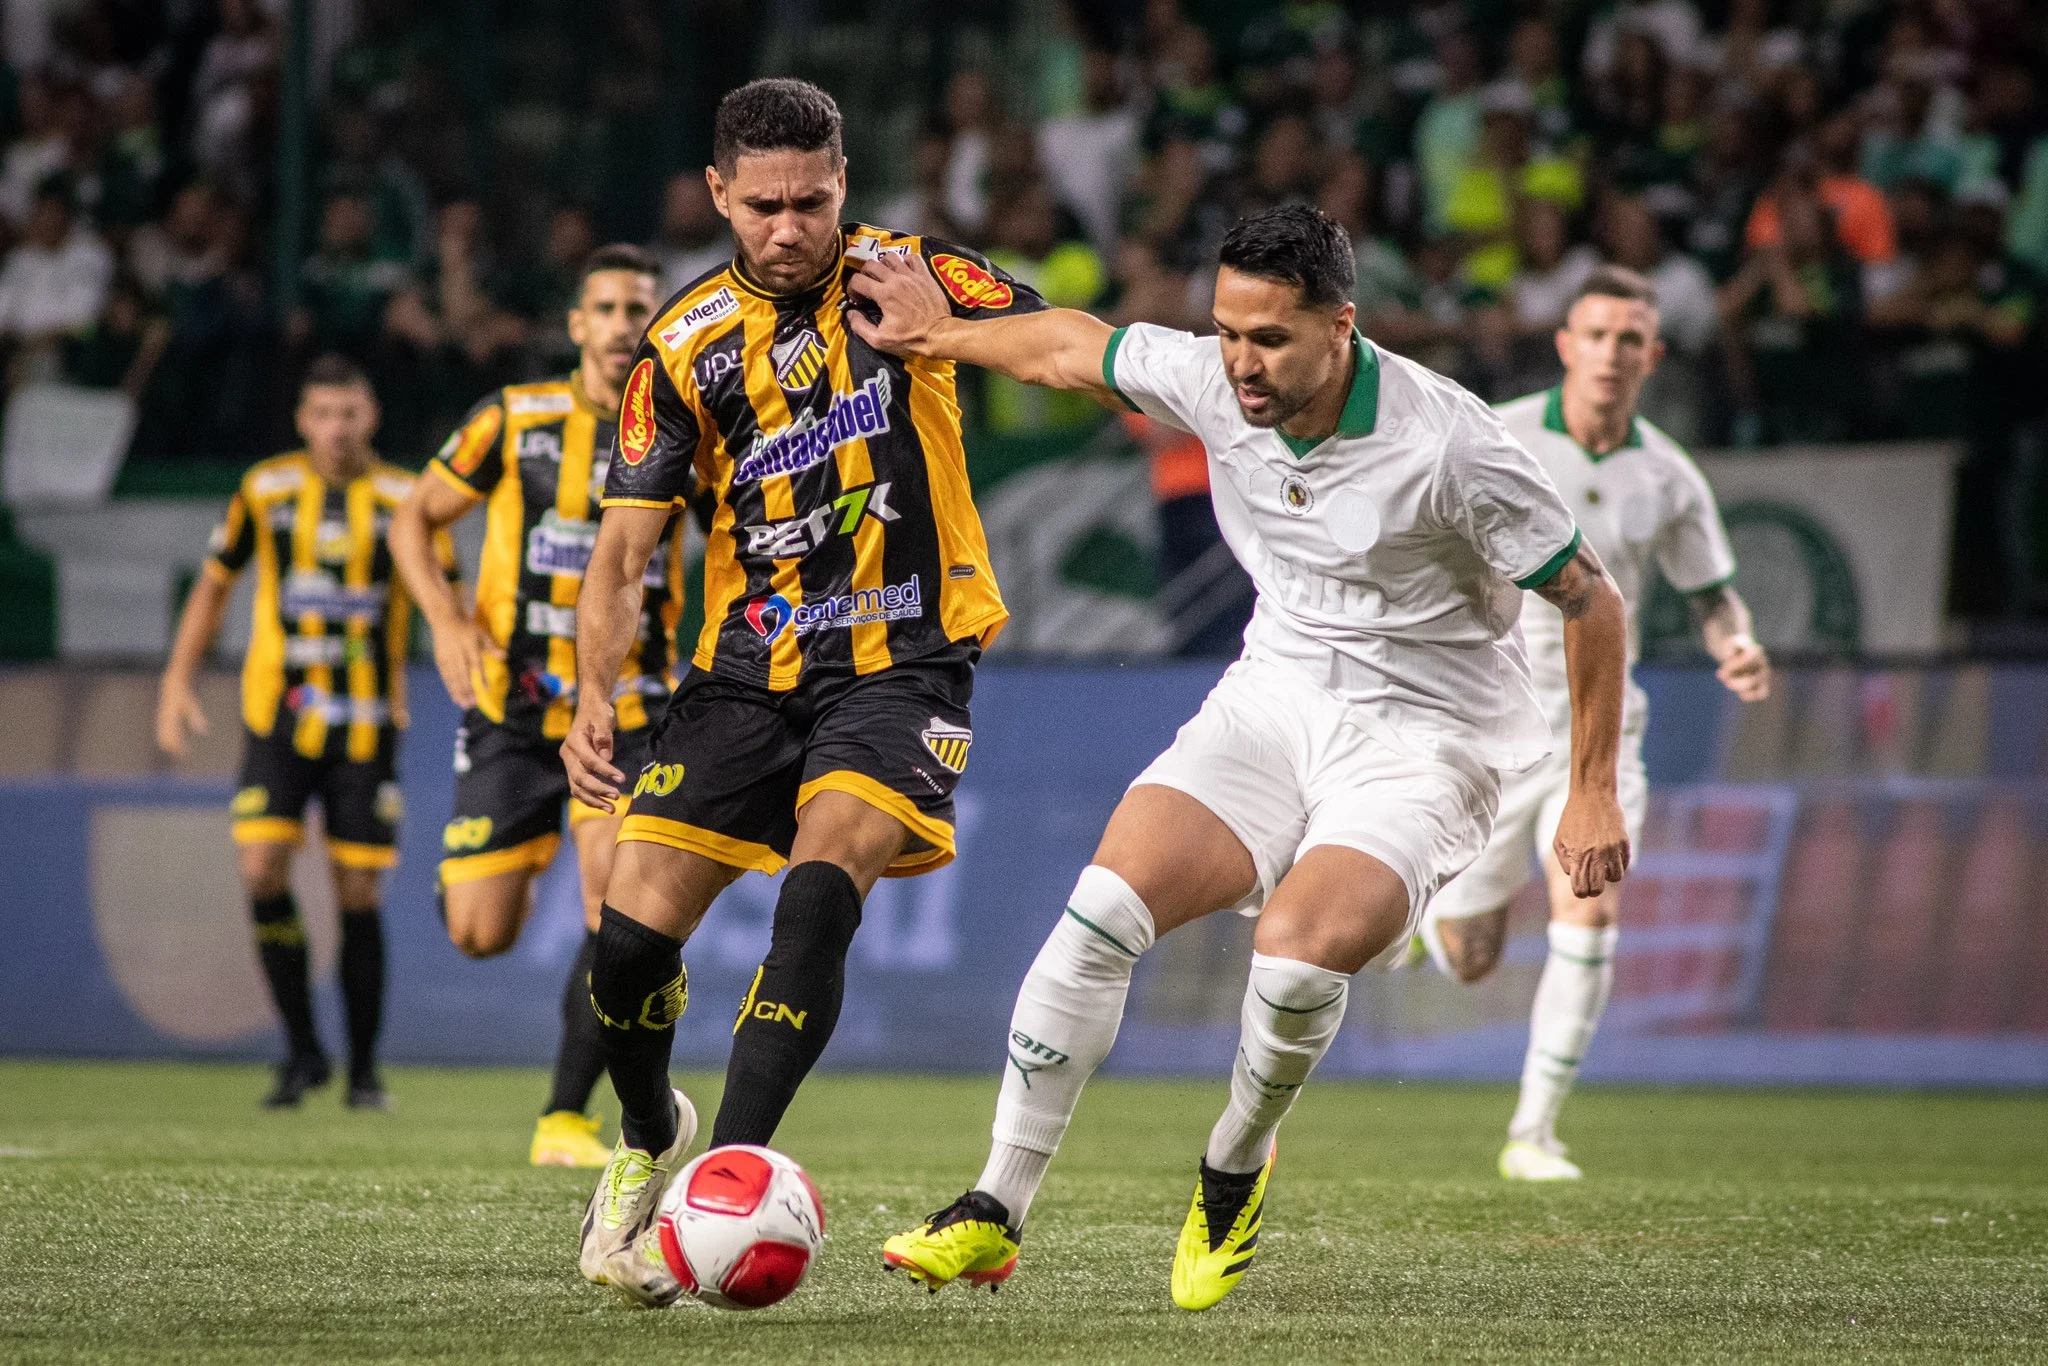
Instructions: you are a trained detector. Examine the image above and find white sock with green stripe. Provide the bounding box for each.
[1509,921,1619,1148]
[1204,953,1350,1174]
[978,865,1155,1227]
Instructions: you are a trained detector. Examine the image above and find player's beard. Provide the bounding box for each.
[1232,381,1315,430]
[738,232,839,295]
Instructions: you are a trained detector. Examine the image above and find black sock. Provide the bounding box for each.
[252,891,322,1059]
[591,905,686,1153]
[545,929,606,1116]
[338,907,385,1083]
[711,862,862,1147]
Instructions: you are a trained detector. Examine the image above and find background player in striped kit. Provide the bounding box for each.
[1420,267,1772,1181]
[156,355,451,1110]
[389,245,687,1168]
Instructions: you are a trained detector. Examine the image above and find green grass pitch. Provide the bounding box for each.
[1,1062,2043,1363]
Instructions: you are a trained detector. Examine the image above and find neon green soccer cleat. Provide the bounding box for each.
[577,1090,697,1286]
[1499,1138,1582,1181]
[1171,1150,1273,1311]
[882,1190,1020,1293]
[532,1110,612,1168]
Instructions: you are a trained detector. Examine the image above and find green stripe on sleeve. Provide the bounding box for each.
[1515,526,1583,590]
[1100,325,1141,412]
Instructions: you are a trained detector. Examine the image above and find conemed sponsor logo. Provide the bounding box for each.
[744,574,923,641]
[733,371,893,484]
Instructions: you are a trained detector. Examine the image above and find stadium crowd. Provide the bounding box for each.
[1,0,2045,611]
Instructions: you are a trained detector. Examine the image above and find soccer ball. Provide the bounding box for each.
[655,1145,825,1310]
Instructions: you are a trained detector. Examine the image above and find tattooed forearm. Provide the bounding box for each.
[1533,545,1611,620]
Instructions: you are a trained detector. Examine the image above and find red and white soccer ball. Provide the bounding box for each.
[655,1145,825,1310]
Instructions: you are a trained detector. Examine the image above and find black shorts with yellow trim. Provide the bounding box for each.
[619,645,977,879]
[232,724,402,869]
[438,712,653,887]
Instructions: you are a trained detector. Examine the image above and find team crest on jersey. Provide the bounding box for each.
[619,358,656,464]
[772,329,828,392]
[929,253,1013,309]
[921,718,973,773]
[1280,474,1315,516]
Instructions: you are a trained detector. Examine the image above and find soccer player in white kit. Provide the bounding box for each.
[846,206,1632,1311]
[1420,266,1771,1182]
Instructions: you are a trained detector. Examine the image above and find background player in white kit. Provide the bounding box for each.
[846,206,1633,1311]
[1419,266,1772,1183]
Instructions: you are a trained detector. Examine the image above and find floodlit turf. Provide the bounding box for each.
[0,1063,2043,1364]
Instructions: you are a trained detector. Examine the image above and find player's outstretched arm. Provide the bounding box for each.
[563,504,668,812]
[1688,583,1771,702]
[391,474,495,709]
[157,564,233,757]
[1534,544,1632,898]
[846,250,1117,400]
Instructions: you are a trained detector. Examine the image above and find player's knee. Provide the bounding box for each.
[441,887,519,958]
[239,844,293,898]
[1037,865,1155,982]
[331,867,382,912]
[1439,914,1505,983]
[1446,937,1501,983]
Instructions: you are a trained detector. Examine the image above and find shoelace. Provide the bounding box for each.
[602,1151,657,1229]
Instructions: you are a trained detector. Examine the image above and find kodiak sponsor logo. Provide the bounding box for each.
[929,253,1014,309]
[742,575,923,642]
[733,371,893,484]
[619,357,657,464]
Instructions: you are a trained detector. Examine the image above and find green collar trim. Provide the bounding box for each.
[1542,386,1641,461]
[1278,329,1378,459]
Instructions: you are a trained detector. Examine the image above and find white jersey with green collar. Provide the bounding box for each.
[1105,324,1582,772]
[1494,387,1736,736]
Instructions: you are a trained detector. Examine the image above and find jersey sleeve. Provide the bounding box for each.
[427,395,506,498]
[1099,322,1216,436]
[1436,398,1582,589]
[918,237,1049,319]
[1654,453,1738,594]
[603,339,701,509]
[206,485,257,576]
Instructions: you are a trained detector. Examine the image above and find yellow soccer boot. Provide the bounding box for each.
[882,1191,1020,1293]
[532,1111,613,1168]
[1171,1150,1273,1311]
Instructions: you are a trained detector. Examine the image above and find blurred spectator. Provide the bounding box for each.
[320,103,431,270]
[189,0,276,200]
[1235,0,1353,115]
[1414,29,1483,232]
[1318,154,1418,326]
[63,272,166,397]
[2012,131,2048,278]
[877,124,959,242]
[649,172,727,297]
[1701,0,1805,94]
[1444,82,1583,291]
[1503,18,1574,152]
[288,191,409,363]
[1749,115,1896,266]
[1106,237,1205,335]
[0,176,113,387]
[128,183,220,302]
[1582,1,1704,83]
[134,198,270,463]
[1718,185,1864,444]
[1505,198,1598,367]
[985,180,1103,434]
[1372,232,1507,393]
[384,200,528,373]
[1036,47,1138,253]
[1236,114,1318,217]
[95,72,165,234]
[515,205,598,368]
[942,69,998,240]
[1,72,69,227]
[1603,192,1717,443]
[1141,19,1244,156]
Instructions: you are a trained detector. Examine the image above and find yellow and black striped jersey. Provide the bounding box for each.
[600,224,1043,691]
[207,451,450,760]
[427,371,686,738]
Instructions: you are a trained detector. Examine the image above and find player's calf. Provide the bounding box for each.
[1434,906,1508,983]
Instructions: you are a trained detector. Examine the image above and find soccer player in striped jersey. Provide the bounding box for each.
[156,355,452,1110]
[555,79,1045,1304]
[389,244,688,1169]
[1420,267,1771,1182]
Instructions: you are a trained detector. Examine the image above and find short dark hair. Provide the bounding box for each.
[579,243,660,289]
[1217,205,1355,309]
[1572,264,1659,309]
[301,353,372,394]
[712,78,843,173]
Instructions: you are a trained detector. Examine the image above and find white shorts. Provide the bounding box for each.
[1425,723,1649,922]
[1130,658,1500,969]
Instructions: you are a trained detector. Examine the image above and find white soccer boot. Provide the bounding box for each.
[602,1226,686,1308]
[578,1089,698,1285]
[1498,1137,1583,1181]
